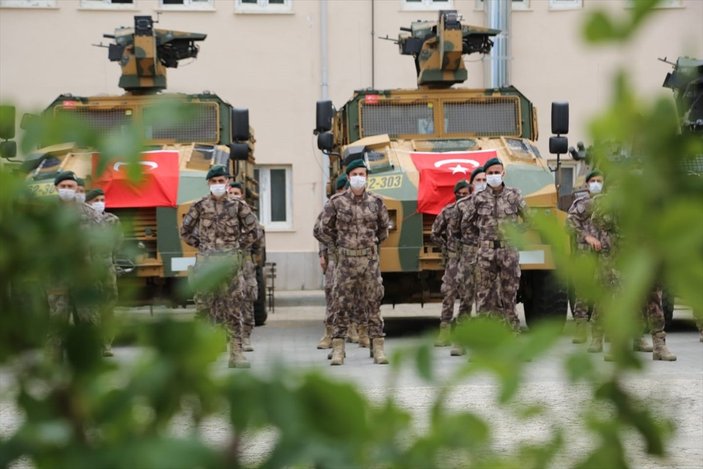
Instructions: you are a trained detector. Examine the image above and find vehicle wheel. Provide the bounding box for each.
[662,290,674,330]
[521,271,568,327]
[254,265,268,326]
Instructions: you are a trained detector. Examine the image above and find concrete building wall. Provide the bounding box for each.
[1,0,701,289]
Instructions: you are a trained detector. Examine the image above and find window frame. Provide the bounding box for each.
[255,165,293,231]
[401,0,453,12]
[0,0,56,7]
[475,0,530,12]
[234,0,293,14]
[158,0,214,11]
[79,0,137,9]
[548,0,582,11]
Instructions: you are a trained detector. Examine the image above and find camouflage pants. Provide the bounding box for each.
[98,264,118,344]
[323,256,338,327]
[47,284,100,349]
[643,287,665,334]
[331,254,384,338]
[454,245,478,323]
[475,245,521,331]
[589,254,619,327]
[191,254,245,342]
[242,258,258,337]
[571,243,592,321]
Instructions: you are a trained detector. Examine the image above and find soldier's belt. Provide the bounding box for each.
[338,246,376,257]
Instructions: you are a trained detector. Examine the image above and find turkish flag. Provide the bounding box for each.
[410,150,497,215]
[92,150,180,208]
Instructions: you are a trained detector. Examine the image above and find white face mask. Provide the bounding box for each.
[588,181,603,194]
[349,175,366,190]
[57,188,76,201]
[75,192,86,204]
[210,184,227,198]
[473,182,487,193]
[91,201,106,214]
[486,174,503,188]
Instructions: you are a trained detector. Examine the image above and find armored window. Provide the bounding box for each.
[235,0,292,14]
[254,166,293,230]
[143,102,219,144]
[160,0,213,9]
[401,0,452,11]
[360,102,435,138]
[0,0,56,8]
[442,98,521,137]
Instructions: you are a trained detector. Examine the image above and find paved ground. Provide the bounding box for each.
[2,297,702,468]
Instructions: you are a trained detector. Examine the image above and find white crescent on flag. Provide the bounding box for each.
[433,158,480,175]
[113,161,159,172]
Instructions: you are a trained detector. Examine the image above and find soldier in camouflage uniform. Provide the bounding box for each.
[228,181,264,353]
[587,191,676,361]
[431,178,471,347]
[316,159,390,365]
[46,171,103,358]
[76,177,87,204]
[566,170,602,344]
[86,188,123,357]
[180,165,259,368]
[457,158,526,332]
[313,174,349,350]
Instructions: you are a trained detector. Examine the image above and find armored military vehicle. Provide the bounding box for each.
[18,16,267,324]
[315,10,569,324]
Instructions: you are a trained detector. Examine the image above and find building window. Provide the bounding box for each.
[160,0,213,9]
[401,0,453,11]
[0,0,56,7]
[235,0,292,14]
[80,0,135,8]
[254,166,293,230]
[475,0,530,11]
[548,0,581,10]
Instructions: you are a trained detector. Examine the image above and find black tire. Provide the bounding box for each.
[254,265,267,326]
[662,290,674,330]
[521,270,568,327]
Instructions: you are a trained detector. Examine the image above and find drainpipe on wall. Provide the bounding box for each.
[320,0,329,206]
[484,0,511,89]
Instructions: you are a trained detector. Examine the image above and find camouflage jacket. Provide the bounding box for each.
[451,194,480,247]
[431,201,461,252]
[250,223,265,261]
[566,193,594,246]
[589,194,619,253]
[316,189,390,252]
[180,195,258,254]
[76,201,103,227]
[458,185,527,245]
[96,211,123,263]
[313,204,328,257]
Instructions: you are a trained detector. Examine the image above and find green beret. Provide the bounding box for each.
[53,171,78,186]
[229,181,244,189]
[345,159,368,175]
[483,157,503,171]
[76,178,86,187]
[335,174,348,191]
[453,179,469,193]
[206,165,229,180]
[469,166,485,184]
[585,170,602,182]
[85,188,104,202]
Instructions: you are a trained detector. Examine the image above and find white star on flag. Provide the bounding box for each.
[449,164,468,174]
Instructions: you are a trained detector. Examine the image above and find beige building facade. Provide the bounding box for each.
[1,0,701,289]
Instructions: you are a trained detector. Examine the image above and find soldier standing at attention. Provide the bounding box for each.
[458,158,527,332]
[317,159,390,366]
[180,165,259,368]
[75,178,87,204]
[85,188,123,357]
[431,178,470,347]
[46,171,103,358]
[566,170,602,344]
[313,174,348,350]
[228,181,264,353]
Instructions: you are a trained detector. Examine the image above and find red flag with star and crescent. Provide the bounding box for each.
[91,150,180,208]
[410,150,497,215]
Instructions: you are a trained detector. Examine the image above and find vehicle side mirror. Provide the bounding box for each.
[317,132,334,151]
[0,140,17,159]
[0,105,15,140]
[229,143,249,161]
[551,102,569,135]
[232,108,250,142]
[549,136,568,155]
[316,100,333,133]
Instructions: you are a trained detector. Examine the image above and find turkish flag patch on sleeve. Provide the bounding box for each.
[92,150,180,208]
[410,150,497,215]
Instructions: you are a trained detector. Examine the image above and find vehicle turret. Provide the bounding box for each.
[662,56,703,132]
